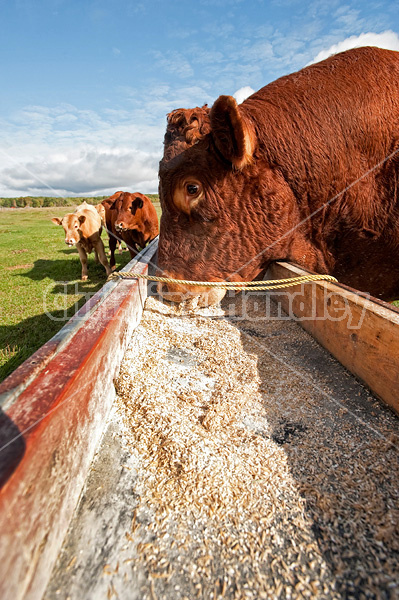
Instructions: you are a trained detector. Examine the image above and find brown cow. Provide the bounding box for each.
[102,191,159,268]
[52,202,111,280]
[96,200,125,254]
[100,191,125,268]
[158,46,399,305]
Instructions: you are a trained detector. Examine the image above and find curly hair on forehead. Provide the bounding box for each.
[164,105,211,146]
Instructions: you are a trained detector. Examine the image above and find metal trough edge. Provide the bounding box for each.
[0,238,158,600]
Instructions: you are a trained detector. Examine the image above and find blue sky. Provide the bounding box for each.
[0,0,398,197]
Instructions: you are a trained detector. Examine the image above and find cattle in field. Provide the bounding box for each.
[157,46,399,306]
[96,200,125,252]
[100,191,125,267]
[51,202,111,280]
[95,202,106,227]
[102,191,159,268]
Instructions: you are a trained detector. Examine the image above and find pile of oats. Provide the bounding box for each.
[114,294,399,600]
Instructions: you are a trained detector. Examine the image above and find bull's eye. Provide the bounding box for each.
[174,180,203,213]
[186,183,199,196]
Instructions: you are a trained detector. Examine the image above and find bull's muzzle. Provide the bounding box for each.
[157,274,227,307]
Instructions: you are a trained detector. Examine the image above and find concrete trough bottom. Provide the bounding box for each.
[0,238,158,600]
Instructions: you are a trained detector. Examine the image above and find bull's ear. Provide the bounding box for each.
[78,215,86,225]
[51,217,62,226]
[210,95,256,169]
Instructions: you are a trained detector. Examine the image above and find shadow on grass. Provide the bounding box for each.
[19,248,131,281]
[58,248,78,255]
[1,250,133,384]
[20,258,110,283]
[0,251,133,384]
[0,306,88,384]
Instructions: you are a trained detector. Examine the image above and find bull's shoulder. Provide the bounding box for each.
[244,46,399,110]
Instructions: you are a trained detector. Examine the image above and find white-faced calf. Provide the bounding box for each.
[52,202,111,280]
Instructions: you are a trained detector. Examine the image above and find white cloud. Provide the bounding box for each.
[308,30,399,65]
[233,86,255,104]
[0,104,164,197]
[0,80,221,197]
[0,149,159,196]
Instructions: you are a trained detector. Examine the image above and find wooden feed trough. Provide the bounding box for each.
[267,261,399,416]
[0,237,398,600]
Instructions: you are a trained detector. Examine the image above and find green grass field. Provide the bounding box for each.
[0,203,162,383]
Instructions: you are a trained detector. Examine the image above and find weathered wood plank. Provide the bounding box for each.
[0,239,158,600]
[268,261,399,415]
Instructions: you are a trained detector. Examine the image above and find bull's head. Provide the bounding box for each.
[158,96,299,306]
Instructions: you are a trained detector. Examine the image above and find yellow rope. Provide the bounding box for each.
[108,271,338,290]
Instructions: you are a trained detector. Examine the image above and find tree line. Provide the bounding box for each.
[0,194,159,208]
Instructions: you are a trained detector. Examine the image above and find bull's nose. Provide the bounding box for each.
[157,279,226,306]
[115,222,124,231]
[157,283,192,303]
[157,282,189,303]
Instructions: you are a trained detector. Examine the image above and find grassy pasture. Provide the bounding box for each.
[0,202,162,383]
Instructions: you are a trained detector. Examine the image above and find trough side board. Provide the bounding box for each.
[0,238,158,600]
[268,261,399,415]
